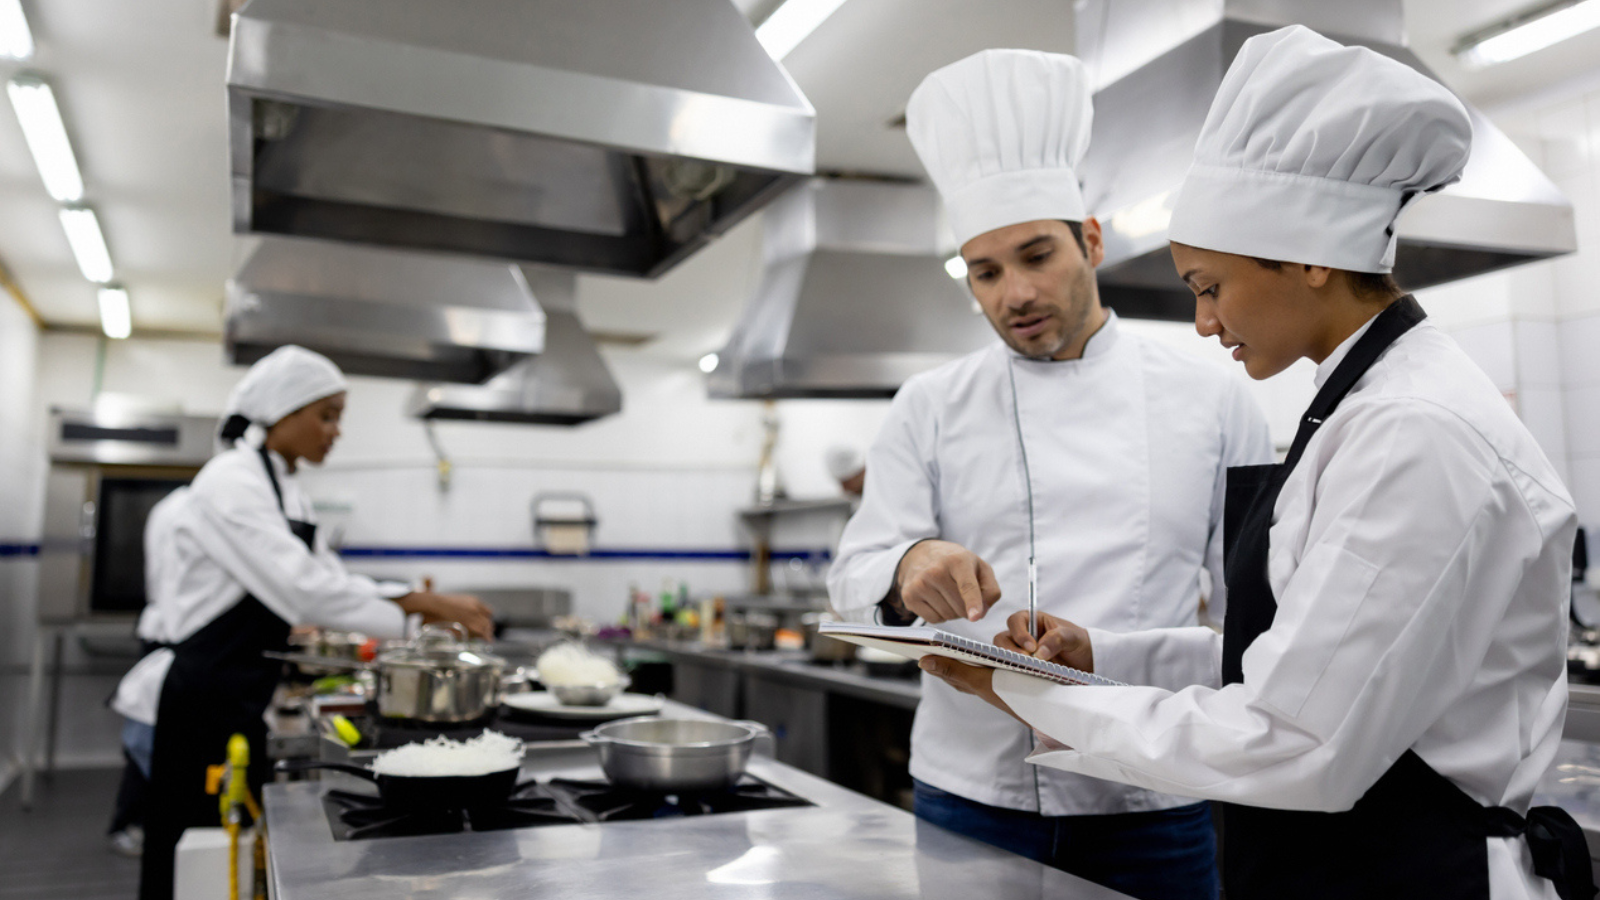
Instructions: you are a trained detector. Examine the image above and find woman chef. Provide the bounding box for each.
[921,25,1595,900]
[114,345,494,900]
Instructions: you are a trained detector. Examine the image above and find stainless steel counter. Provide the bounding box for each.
[263,742,1132,900]
[638,642,923,710]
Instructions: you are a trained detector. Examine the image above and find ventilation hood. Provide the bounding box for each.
[707,178,992,399]
[225,235,545,383]
[406,267,622,425]
[1077,0,1577,320]
[226,0,814,278]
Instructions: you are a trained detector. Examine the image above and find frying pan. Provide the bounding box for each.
[276,759,526,810]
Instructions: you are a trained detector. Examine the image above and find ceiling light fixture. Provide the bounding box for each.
[755,0,848,60]
[59,206,113,283]
[0,0,33,60]
[1454,0,1600,69]
[944,256,968,280]
[698,352,719,373]
[97,286,131,340]
[7,75,85,202]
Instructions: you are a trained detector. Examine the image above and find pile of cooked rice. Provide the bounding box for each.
[369,730,523,777]
[536,642,623,687]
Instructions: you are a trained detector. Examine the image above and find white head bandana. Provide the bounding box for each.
[906,48,1093,249]
[1167,25,1471,273]
[220,345,347,447]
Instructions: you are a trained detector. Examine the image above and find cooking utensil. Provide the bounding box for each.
[580,717,769,792]
[266,624,511,723]
[276,759,524,810]
[376,624,506,722]
[802,613,855,663]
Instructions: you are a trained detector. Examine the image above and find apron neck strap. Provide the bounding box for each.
[1283,294,1426,471]
[256,444,289,517]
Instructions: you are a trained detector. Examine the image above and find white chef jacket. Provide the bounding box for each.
[997,319,1574,899]
[828,312,1273,815]
[112,444,408,725]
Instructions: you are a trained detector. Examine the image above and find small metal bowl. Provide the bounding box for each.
[550,677,630,707]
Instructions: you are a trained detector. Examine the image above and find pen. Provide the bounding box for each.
[1028,557,1038,642]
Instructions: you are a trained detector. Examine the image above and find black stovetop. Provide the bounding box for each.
[321,774,814,841]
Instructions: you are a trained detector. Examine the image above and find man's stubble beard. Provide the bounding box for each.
[996,264,1097,360]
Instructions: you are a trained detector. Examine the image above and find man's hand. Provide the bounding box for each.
[997,611,1094,672]
[398,592,496,640]
[890,540,1003,624]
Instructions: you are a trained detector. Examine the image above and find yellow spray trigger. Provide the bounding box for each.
[330,715,361,748]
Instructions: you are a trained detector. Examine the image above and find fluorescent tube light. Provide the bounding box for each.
[756,0,848,60]
[1455,0,1600,69]
[97,286,131,340]
[698,352,719,373]
[7,76,85,202]
[59,206,113,284]
[0,0,33,60]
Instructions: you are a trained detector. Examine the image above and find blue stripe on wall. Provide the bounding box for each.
[0,542,830,562]
[336,546,831,562]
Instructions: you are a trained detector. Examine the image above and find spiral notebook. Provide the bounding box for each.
[819,622,1125,687]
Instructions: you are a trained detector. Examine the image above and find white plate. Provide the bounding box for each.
[502,691,664,719]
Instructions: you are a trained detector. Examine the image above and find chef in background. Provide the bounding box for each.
[827,48,1271,900]
[826,445,866,497]
[923,26,1594,900]
[114,345,493,900]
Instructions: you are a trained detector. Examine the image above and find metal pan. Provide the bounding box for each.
[580,717,770,793]
[276,759,525,810]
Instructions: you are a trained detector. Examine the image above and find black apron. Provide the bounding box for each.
[139,448,312,900]
[1218,295,1594,900]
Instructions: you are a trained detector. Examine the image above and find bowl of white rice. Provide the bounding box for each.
[536,643,629,706]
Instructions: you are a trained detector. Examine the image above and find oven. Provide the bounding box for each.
[38,407,218,624]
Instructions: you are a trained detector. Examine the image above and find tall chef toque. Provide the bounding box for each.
[1167,25,1471,274]
[906,48,1093,249]
[219,345,347,446]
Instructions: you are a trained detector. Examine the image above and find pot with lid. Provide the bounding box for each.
[375,624,506,722]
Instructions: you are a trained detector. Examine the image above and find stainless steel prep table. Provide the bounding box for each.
[636,641,923,709]
[263,741,1133,900]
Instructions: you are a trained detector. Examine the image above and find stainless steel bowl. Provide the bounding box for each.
[549,677,629,706]
[581,717,769,792]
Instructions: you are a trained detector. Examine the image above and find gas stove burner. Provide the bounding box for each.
[543,776,813,822]
[322,783,580,841]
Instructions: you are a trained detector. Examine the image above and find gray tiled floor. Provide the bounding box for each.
[0,767,138,900]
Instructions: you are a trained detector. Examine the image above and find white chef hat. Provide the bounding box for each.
[825,445,864,482]
[219,345,347,446]
[1167,25,1471,274]
[906,48,1093,249]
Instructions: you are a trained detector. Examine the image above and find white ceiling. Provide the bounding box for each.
[0,0,1596,353]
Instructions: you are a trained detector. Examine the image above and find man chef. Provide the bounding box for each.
[826,48,1271,900]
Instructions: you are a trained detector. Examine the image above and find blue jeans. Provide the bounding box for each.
[913,779,1219,900]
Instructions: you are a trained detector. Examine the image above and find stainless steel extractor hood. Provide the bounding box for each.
[225,235,545,383]
[1076,0,1577,321]
[707,178,993,399]
[406,267,622,425]
[225,0,815,279]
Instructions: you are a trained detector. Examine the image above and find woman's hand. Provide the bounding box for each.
[996,611,1094,673]
[398,592,496,640]
[918,656,1025,723]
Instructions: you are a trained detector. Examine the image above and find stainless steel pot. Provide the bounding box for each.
[375,624,506,722]
[802,613,855,663]
[581,717,769,792]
